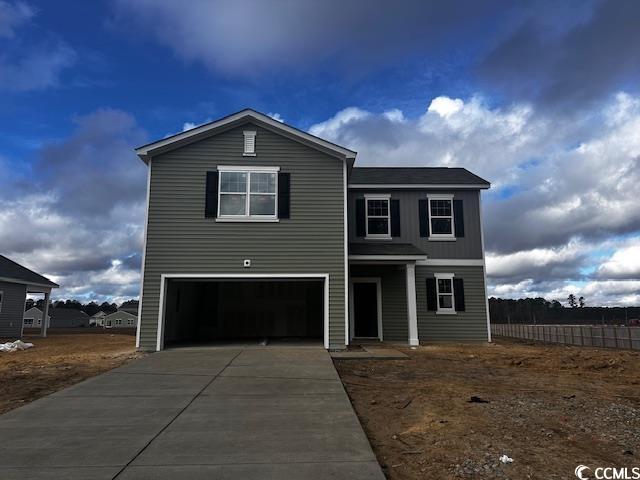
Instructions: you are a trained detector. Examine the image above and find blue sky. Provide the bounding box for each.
[2,0,640,306]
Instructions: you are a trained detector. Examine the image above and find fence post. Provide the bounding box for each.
[629,327,633,350]
[612,325,618,349]
[601,326,605,348]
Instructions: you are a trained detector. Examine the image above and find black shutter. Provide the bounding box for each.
[453,199,464,237]
[278,172,290,219]
[355,198,366,237]
[205,171,218,218]
[419,199,429,237]
[426,278,437,311]
[390,199,401,237]
[453,278,466,311]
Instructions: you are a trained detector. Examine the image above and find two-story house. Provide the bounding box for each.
[135,109,490,351]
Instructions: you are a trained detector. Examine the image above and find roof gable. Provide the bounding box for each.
[0,255,59,288]
[136,109,356,163]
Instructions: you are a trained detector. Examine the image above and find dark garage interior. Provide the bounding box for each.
[163,279,324,346]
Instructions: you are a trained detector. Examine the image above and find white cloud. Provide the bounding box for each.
[427,96,464,118]
[0,0,33,38]
[596,239,640,279]
[309,107,370,138]
[182,122,197,131]
[267,112,284,123]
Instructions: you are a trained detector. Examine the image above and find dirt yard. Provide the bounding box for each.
[0,332,139,414]
[335,338,640,480]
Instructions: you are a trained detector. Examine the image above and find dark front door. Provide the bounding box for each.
[353,282,379,338]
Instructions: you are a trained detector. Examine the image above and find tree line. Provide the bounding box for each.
[25,298,139,317]
[489,297,640,325]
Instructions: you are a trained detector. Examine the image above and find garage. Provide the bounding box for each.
[161,277,326,348]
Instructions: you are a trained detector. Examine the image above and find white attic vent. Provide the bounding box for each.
[243,130,256,156]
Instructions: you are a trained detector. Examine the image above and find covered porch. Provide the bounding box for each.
[348,243,427,346]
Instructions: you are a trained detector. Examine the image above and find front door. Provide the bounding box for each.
[353,281,379,338]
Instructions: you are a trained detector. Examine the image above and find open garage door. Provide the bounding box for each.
[162,278,325,348]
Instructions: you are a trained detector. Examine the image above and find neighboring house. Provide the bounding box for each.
[23,307,51,329]
[103,310,137,329]
[135,109,491,352]
[49,309,90,328]
[0,255,58,338]
[90,310,107,326]
[118,305,138,316]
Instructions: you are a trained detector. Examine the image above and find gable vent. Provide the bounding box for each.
[243,130,256,156]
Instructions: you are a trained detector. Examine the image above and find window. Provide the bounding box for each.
[218,167,278,219]
[24,318,33,325]
[365,195,390,238]
[116,319,122,326]
[128,318,135,325]
[435,273,455,314]
[428,195,454,238]
[243,130,256,156]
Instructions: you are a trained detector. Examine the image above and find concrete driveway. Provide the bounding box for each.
[0,345,384,479]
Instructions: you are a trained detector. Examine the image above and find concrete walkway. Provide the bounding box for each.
[0,346,385,479]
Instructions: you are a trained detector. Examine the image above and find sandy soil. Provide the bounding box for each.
[334,338,640,480]
[0,332,140,414]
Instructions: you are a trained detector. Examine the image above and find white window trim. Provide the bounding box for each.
[435,273,456,315]
[243,130,256,156]
[217,166,279,221]
[364,194,391,239]
[427,194,455,240]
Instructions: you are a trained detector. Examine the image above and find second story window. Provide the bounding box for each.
[365,195,391,239]
[218,167,278,219]
[428,195,454,238]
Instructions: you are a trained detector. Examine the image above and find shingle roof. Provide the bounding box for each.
[349,167,490,187]
[0,255,59,287]
[349,243,427,257]
[50,309,89,320]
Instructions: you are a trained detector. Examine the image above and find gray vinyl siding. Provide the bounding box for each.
[416,265,489,342]
[105,311,137,328]
[350,265,407,342]
[139,123,346,350]
[0,281,27,338]
[348,189,483,259]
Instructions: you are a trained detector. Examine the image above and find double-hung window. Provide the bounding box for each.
[218,167,278,220]
[365,195,391,239]
[435,273,455,314]
[428,194,454,238]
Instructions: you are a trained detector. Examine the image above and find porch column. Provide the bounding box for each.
[405,263,419,346]
[40,290,50,338]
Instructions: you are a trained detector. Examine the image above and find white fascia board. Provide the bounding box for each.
[0,276,58,290]
[217,165,280,172]
[416,259,485,266]
[136,109,356,162]
[348,255,427,261]
[348,184,490,189]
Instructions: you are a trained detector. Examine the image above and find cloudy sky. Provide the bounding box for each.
[1,0,639,306]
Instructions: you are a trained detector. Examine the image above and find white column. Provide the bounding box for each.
[41,291,50,338]
[406,263,419,346]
